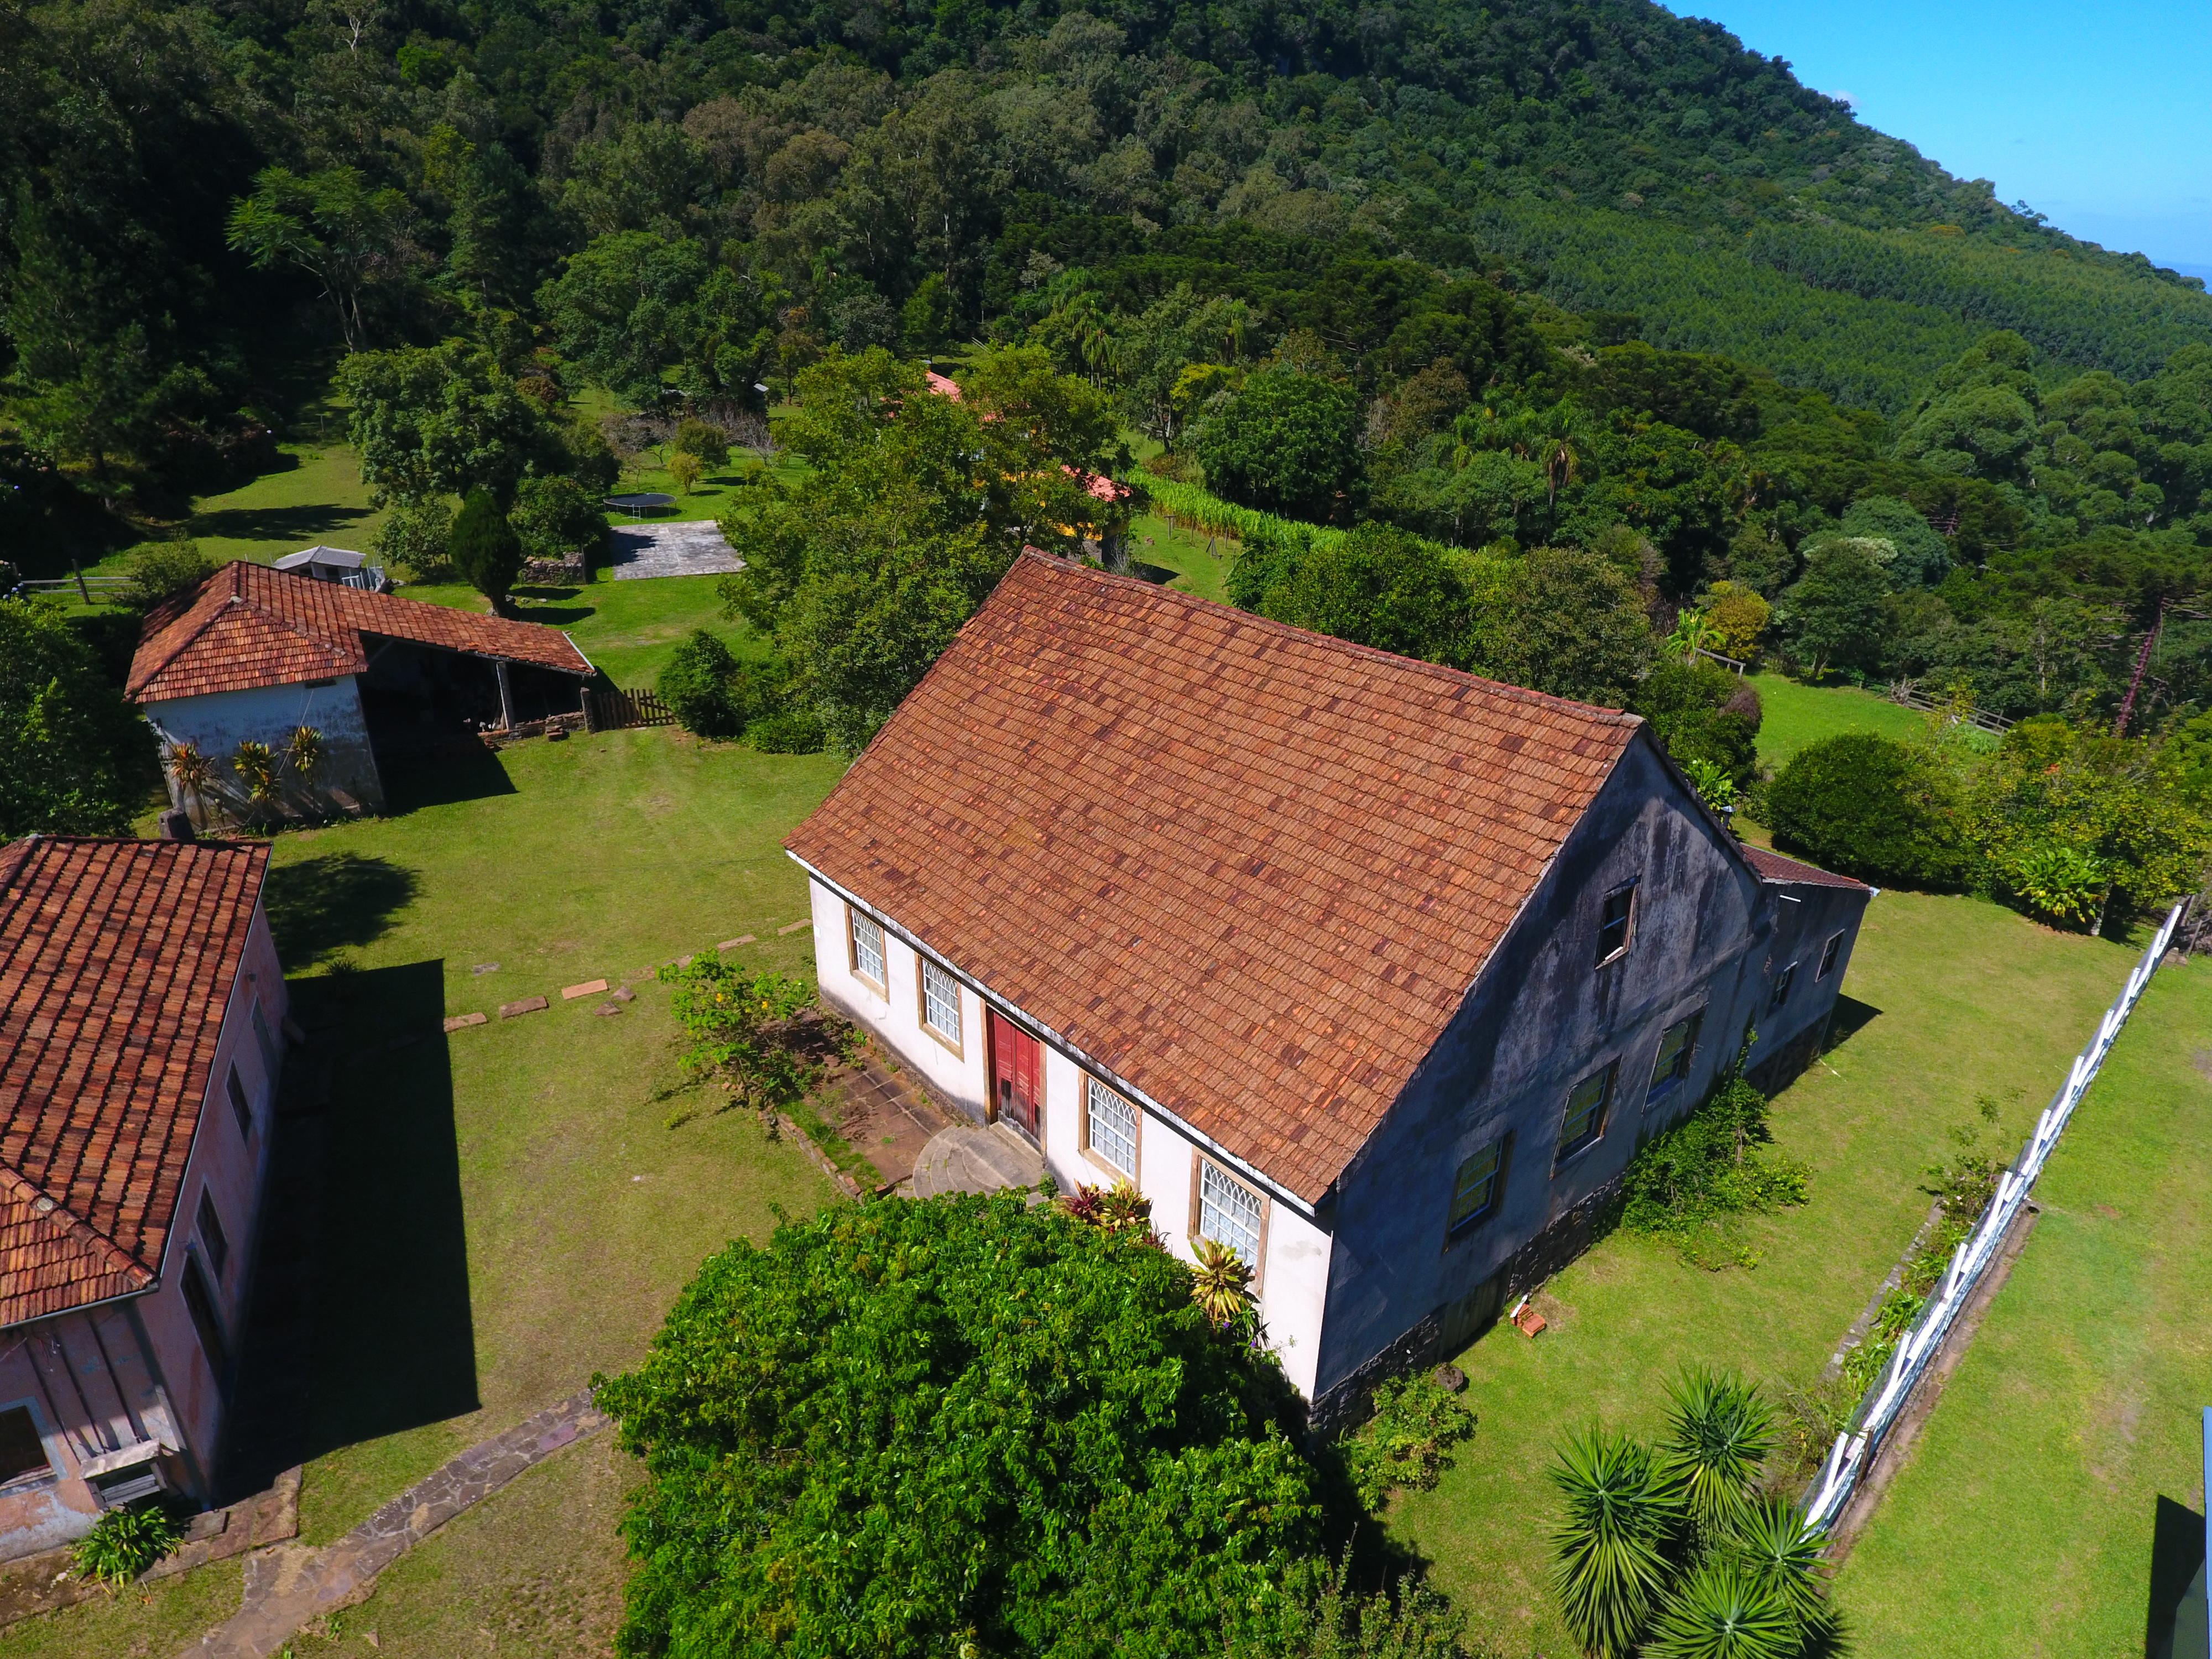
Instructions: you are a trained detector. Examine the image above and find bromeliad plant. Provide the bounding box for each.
[1188,1235,1254,1328]
[1548,1368,1841,1658]
[72,1499,185,1587]
[285,724,325,781]
[1060,1179,1156,1242]
[165,741,215,817]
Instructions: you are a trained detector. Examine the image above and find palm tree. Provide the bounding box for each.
[1641,1560,1797,1659]
[1548,1427,1678,1659]
[1658,1369,1776,1547]
[1729,1495,1832,1635]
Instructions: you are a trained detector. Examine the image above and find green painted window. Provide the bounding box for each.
[1448,1138,1506,1234]
[1558,1064,1615,1162]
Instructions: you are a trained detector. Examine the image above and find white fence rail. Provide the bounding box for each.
[1803,899,2186,1533]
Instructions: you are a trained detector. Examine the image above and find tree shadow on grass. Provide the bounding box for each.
[265,853,419,971]
[221,962,478,1497]
[2147,1494,2207,1659]
[188,502,373,545]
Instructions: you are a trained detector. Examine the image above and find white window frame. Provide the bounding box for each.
[847,907,886,991]
[919,956,962,1050]
[1196,1161,1265,1270]
[1083,1076,1139,1178]
[1817,930,1845,980]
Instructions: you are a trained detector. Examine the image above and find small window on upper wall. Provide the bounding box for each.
[1557,1064,1616,1164]
[1817,931,1845,980]
[1595,884,1637,966]
[1769,962,1798,1011]
[182,1254,227,1376]
[197,1188,229,1279]
[1647,1013,1703,1102]
[227,1066,252,1139]
[848,909,886,988]
[920,957,962,1044]
[1447,1137,1507,1236]
[0,1408,48,1486]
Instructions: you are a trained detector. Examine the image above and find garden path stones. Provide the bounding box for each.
[470,963,499,975]
[441,1013,487,1033]
[777,920,809,935]
[176,1391,607,1659]
[718,935,755,950]
[561,978,609,1000]
[498,996,549,1019]
[611,986,635,1002]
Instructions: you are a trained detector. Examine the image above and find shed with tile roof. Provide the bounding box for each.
[0,833,286,1555]
[787,552,1870,1412]
[129,561,594,825]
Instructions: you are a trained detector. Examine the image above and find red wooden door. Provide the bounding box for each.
[989,1012,1042,1140]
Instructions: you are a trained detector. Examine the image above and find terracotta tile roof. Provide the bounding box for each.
[787,552,1645,1204]
[0,837,271,1327]
[128,560,591,702]
[1740,844,1872,891]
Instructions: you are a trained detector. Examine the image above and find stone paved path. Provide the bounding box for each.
[910,1121,1044,1198]
[607,520,743,579]
[176,1390,607,1658]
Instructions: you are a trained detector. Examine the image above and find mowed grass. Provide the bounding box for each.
[1833,956,2212,1656]
[7,728,844,1652]
[1129,511,1232,603]
[1750,670,1946,770]
[1385,890,2144,1656]
[185,443,390,567]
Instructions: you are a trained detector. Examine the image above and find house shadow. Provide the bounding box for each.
[1822,994,1881,1055]
[2147,1494,2208,1659]
[379,744,518,813]
[263,853,419,971]
[220,961,478,1498]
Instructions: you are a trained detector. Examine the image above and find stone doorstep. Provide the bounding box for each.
[441,1013,487,1033]
[498,997,549,1020]
[560,979,609,1001]
[0,1467,300,1632]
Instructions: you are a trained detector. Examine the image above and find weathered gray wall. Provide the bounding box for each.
[145,677,385,825]
[1311,733,1779,1404]
[1743,878,1870,1093]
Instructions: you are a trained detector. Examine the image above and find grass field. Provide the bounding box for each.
[1385,890,2146,1656]
[2,727,846,1654]
[1129,511,1232,603]
[1750,670,1954,770]
[1833,955,2212,1656]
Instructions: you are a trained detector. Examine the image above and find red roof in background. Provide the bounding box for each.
[128,561,592,703]
[787,552,1644,1204]
[1739,843,1872,891]
[0,837,272,1327]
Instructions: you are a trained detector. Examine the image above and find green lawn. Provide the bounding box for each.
[1750,670,1949,771]
[1833,954,2212,1656]
[6,727,845,1652]
[185,443,390,568]
[1129,510,1232,603]
[1386,890,2145,1656]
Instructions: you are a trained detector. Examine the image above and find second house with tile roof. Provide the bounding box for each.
[786,551,1871,1420]
[0,831,285,1557]
[127,560,596,826]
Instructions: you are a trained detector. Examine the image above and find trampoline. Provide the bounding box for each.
[604,492,677,522]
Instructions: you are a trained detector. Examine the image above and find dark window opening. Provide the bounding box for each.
[227,1065,252,1139]
[1596,884,1636,966]
[1817,931,1844,980]
[1448,1138,1507,1235]
[1648,1013,1703,1100]
[0,1408,49,1485]
[1770,962,1798,1010]
[197,1188,229,1279]
[1558,1065,1616,1164]
[183,1254,228,1379]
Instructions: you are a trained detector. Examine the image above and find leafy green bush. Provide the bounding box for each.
[1765,732,1967,886]
[1617,1078,1809,1269]
[447,486,523,609]
[73,1500,184,1587]
[1339,1373,1477,1510]
[740,707,824,753]
[0,598,153,838]
[658,630,808,744]
[372,496,455,581]
[1258,524,1471,665]
[1634,660,1760,787]
[1192,369,1363,521]
[509,474,606,565]
[662,953,841,1113]
[120,540,213,613]
[594,1194,1323,1657]
[672,417,729,469]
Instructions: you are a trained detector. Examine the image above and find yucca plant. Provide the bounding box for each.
[1659,1369,1776,1546]
[1547,1427,1678,1659]
[1188,1236,1253,1327]
[166,742,214,814]
[1641,1559,1798,1659]
[284,724,325,780]
[73,1500,185,1587]
[1729,1496,1828,1623]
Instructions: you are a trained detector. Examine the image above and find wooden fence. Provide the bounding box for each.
[1886,679,2015,734]
[587,687,675,730]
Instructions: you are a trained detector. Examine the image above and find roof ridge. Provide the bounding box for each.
[1013,550,1645,730]
[0,1162,156,1285]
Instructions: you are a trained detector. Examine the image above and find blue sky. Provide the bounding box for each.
[1681,1,2212,274]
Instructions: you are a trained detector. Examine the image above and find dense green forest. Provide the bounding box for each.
[7,0,2212,737]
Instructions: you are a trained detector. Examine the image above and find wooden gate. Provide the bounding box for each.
[586,687,676,730]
